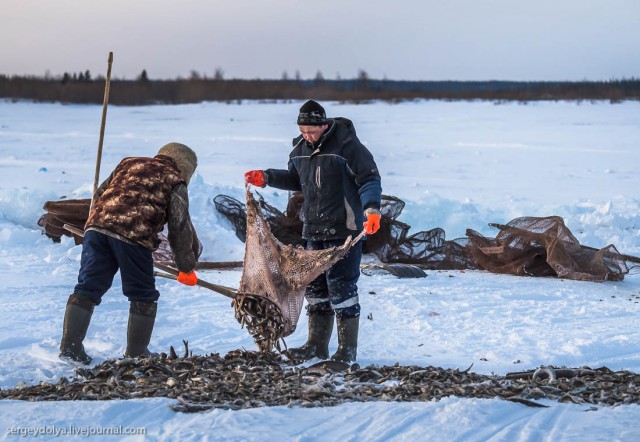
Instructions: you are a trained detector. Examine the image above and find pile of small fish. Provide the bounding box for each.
[232,293,286,353]
[2,347,640,412]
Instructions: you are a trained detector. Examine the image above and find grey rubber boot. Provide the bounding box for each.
[330,316,359,363]
[124,301,158,358]
[287,314,334,361]
[59,294,95,365]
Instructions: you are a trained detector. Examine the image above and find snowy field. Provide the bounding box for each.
[0,99,639,441]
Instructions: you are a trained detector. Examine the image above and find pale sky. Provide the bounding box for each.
[2,0,639,81]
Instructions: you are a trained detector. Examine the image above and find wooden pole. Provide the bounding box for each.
[153,261,238,299]
[89,52,113,212]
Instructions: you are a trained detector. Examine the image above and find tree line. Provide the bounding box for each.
[0,71,638,104]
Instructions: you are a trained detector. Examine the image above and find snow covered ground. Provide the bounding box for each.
[0,99,639,441]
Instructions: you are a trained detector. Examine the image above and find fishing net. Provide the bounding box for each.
[214,193,475,270]
[213,191,305,247]
[213,194,631,282]
[466,216,629,281]
[234,188,361,351]
[368,195,474,270]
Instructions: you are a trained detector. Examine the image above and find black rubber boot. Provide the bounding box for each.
[124,301,158,358]
[59,294,95,365]
[287,314,334,361]
[331,316,359,363]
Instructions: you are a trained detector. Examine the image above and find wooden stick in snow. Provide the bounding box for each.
[90,52,113,213]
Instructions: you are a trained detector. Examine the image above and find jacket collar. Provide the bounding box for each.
[303,119,336,152]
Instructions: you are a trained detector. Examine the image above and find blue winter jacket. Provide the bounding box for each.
[265,117,382,241]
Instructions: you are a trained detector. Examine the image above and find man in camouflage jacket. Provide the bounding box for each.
[60,143,201,364]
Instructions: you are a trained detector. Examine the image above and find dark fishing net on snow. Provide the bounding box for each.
[213,191,305,247]
[466,216,629,281]
[214,193,475,270]
[213,194,631,282]
[368,195,474,270]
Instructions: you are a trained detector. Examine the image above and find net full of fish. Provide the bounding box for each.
[236,188,361,352]
[232,293,286,353]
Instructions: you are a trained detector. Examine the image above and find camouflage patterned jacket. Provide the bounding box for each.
[85,155,201,272]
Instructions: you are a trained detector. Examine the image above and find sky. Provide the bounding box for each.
[2,0,639,82]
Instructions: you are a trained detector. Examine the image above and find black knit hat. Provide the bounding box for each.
[297,100,327,126]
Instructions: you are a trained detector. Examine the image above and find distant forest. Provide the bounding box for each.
[1,70,639,104]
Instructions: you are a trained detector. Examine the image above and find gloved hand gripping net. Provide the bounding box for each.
[234,188,363,352]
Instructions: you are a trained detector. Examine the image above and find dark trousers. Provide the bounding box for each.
[305,238,362,319]
[74,230,159,305]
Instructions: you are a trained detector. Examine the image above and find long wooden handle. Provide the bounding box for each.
[152,261,238,299]
[154,271,177,280]
[90,52,113,213]
[154,260,243,270]
[351,229,367,246]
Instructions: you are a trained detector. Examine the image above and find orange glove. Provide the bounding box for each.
[244,170,266,187]
[177,271,198,286]
[363,208,381,235]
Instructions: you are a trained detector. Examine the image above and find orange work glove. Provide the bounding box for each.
[244,170,266,187]
[177,271,198,286]
[363,208,381,235]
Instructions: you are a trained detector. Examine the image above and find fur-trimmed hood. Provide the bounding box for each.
[156,143,197,184]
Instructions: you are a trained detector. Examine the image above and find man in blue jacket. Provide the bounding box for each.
[245,100,382,363]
